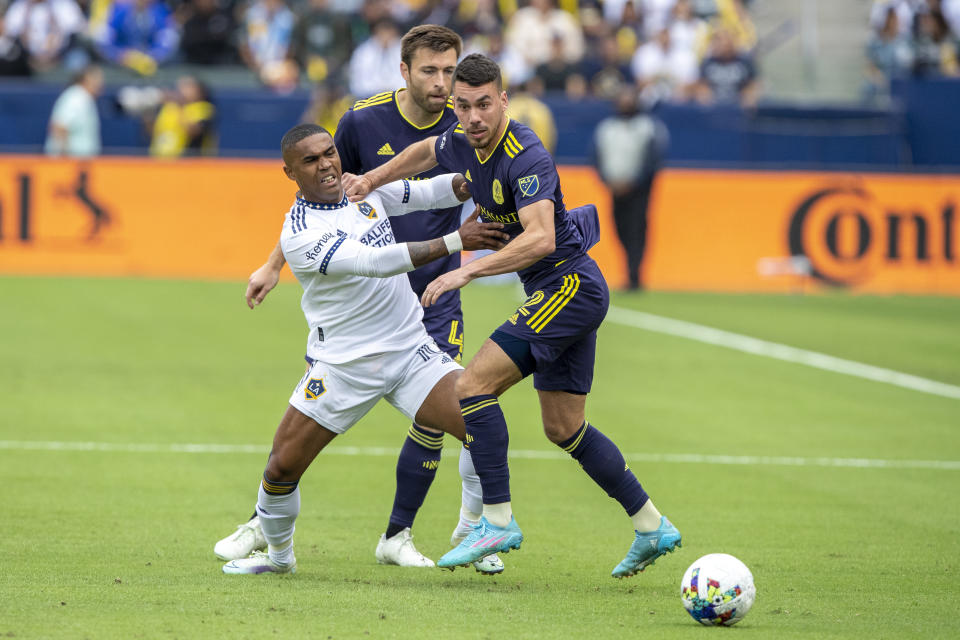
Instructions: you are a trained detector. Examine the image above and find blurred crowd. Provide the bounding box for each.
[0,0,760,106]
[866,0,960,99]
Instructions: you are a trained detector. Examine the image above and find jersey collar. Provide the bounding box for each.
[395,88,449,130]
[296,193,349,210]
[476,118,512,165]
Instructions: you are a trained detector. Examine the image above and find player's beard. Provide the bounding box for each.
[408,81,447,115]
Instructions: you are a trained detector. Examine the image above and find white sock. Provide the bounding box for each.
[483,502,512,528]
[268,539,295,566]
[256,482,300,554]
[458,446,483,516]
[630,499,663,532]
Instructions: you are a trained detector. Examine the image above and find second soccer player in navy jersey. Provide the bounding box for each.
[218,26,511,573]
[344,54,683,578]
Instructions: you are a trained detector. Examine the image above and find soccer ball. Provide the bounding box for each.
[680,553,756,626]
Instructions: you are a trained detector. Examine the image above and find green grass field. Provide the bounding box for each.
[1,275,958,639]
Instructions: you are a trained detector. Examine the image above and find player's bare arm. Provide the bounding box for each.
[343,137,439,201]
[421,199,556,307]
[245,241,286,309]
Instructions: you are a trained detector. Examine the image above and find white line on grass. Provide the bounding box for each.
[606,306,960,400]
[1,440,958,470]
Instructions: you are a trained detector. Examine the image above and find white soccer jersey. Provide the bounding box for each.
[280,176,462,364]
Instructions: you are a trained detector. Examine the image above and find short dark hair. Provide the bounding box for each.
[453,53,502,90]
[281,123,330,155]
[401,25,463,67]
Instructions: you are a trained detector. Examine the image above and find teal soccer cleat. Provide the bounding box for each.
[611,516,682,578]
[437,516,523,569]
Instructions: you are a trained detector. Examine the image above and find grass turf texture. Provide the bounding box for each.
[1,275,958,638]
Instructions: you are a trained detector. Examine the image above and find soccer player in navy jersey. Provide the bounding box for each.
[344,53,682,578]
[218,26,510,573]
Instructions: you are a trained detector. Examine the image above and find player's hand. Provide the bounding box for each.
[342,172,372,202]
[421,269,474,308]
[452,174,471,202]
[458,215,509,251]
[245,263,281,309]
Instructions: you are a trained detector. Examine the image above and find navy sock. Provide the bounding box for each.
[386,424,443,537]
[558,422,648,515]
[459,394,511,504]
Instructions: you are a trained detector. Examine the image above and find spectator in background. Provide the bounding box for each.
[0,16,32,75]
[581,31,632,99]
[301,79,353,133]
[45,64,102,156]
[347,17,402,98]
[535,33,585,94]
[695,26,758,107]
[593,85,667,291]
[505,77,557,153]
[865,6,914,98]
[911,6,959,75]
[713,0,756,51]
[505,0,584,69]
[240,0,296,91]
[97,0,180,75]
[180,0,237,65]
[870,0,923,37]
[148,75,216,157]
[2,0,87,72]
[470,29,532,90]
[291,0,353,85]
[639,0,678,38]
[631,27,698,103]
[669,0,709,60]
[449,0,504,41]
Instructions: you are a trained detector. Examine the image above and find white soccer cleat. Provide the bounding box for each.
[214,516,267,561]
[375,528,435,567]
[222,550,296,575]
[452,527,506,575]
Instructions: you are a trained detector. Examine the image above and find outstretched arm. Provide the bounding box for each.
[421,199,556,307]
[245,241,286,309]
[343,137,439,201]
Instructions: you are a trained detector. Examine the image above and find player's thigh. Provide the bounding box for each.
[537,389,587,444]
[385,340,465,440]
[454,338,525,398]
[266,404,339,482]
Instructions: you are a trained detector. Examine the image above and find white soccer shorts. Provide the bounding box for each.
[288,338,463,433]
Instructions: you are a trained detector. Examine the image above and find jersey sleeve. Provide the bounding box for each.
[373,175,462,215]
[507,147,558,211]
[334,110,362,174]
[433,124,462,172]
[282,225,413,278]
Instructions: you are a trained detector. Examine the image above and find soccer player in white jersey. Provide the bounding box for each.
[222,123,505,575]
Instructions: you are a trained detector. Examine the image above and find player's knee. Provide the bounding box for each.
[264,454,302,484]
[454,370,493,399]
[542,419,580,444]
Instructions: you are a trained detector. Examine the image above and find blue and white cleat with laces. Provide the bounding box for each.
[438,516,523,570]
[611,516,682,578]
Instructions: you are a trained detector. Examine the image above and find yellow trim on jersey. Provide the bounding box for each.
[476,119,513,165]
[562,423,587,453]
[408,425,444,450]
[504,132,524,158]
[352,90,394,110]
[461,398,499,416]
[527,274,580,333]
[395,89,448,130]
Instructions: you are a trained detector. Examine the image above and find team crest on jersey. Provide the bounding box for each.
[304,377,326,400]
[357,201,377,219]
[492,178,504,204]
[518,175,540,197]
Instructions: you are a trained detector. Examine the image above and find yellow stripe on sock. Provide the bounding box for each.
[562,423,587,453]
[407,426,444,450]
[461,398,500,416]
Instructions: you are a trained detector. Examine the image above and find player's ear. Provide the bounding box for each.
[282,164,296,181]
[500,90,509,110]
[400,61,410,83]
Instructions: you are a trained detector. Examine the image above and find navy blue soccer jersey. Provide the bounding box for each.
[434,118,590,291]
[335,89,462,303]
